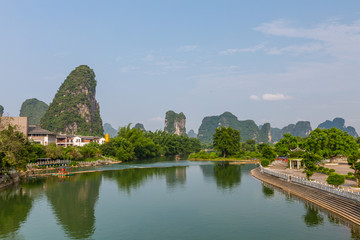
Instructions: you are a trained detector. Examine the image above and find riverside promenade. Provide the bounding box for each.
[251,167,360,226]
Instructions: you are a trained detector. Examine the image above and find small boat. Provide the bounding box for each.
[53,166,74,176]
[52,173,75,176]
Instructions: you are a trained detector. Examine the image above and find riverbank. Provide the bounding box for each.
[189,158,259,164]
[0,160,122,190]
[251,167,360,226]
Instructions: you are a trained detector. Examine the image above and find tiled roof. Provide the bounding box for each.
[28,125,55,135]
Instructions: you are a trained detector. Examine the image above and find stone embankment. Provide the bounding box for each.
[251,167,360,226]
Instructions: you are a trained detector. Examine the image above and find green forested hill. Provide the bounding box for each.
[40,65,103,136]
[0,105,3,116]
[20,98,48,125]
[197,112,269,143]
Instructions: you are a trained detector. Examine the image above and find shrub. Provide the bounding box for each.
[348,172,354,176]
[318,166,324,171]
[326,173,346,187]
[329,169,335,173]
[261,159,270,167]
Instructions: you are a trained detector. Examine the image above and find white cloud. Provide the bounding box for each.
[250,95,260,100]
[262,93,292,101]
[178,45,197,52]
[255,19,360,60]
[220,44,264,55]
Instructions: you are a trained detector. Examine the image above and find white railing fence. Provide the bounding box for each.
[259,165,360,202]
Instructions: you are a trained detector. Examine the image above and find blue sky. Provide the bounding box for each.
[1,0,360,133]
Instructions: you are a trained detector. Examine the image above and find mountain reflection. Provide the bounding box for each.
[45,172,102,239]
[200,163,242,190]
[103,167,186,193]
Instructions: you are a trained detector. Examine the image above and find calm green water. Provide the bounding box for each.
[1,160,360,240]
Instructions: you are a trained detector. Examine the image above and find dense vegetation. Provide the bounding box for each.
[40,65,103,136]
[271,121,312,142]
[0,122,201,172]
[101,125,201,161]
[20,98,48,125]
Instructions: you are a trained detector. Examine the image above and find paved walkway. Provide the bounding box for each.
[269,162,360,192]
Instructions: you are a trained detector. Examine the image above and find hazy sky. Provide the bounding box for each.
[1,1,360,133]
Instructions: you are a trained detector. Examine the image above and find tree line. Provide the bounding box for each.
[0,124,201,173]
[191,126,360,186]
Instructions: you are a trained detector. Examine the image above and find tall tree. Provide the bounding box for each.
[303,128,358,161]
[275,133,298,156]
[213,126,240,158]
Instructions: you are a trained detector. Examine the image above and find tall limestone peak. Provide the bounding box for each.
[20,98,48,125]
[258,123,271,143]
[318,117,358,137]
[164,110,186,135]
[0,105,3,116]
[40,65,103,136]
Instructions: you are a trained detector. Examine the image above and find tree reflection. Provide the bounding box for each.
[262,184,274,198]
[303,203,324,227]
[200,163,242,191]
[0,188,33,238]
[103,167,186,193]
[46,172,102,239]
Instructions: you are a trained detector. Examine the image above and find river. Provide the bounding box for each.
[0,158,359,239]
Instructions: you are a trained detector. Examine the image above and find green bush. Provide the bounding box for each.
[326,173,346,187]
[261,159,270,167]
[318,166,324,171]
[329,169,335,173]
[348,172,354,176]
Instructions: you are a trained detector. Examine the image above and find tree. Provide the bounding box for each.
[0,125,37,171]
[303,128,358,162]
[275,133,298,156]
[326,173,345,187]
[261,145,276,161]
[347,152,360,186]
[302,152,322,180]
[213,127,240,158]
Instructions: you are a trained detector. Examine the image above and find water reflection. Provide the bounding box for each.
[262,183,274,199]
[303,203,324,227]
[103,167,187,193]
[45,172,102,239]
[200,163,242,191]
[0,188,33,238]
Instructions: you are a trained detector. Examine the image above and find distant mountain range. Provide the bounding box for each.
[196,112,358,143]
[318,118,358,138]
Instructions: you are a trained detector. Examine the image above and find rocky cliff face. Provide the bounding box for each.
[258,123,271,143]
[134,123,145,131]
[197,112,270,143]
[0,105,3,117]
[318,117,358,137]
[164,111,186,135]
[20,98,48,125]
[41,65,103,136]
